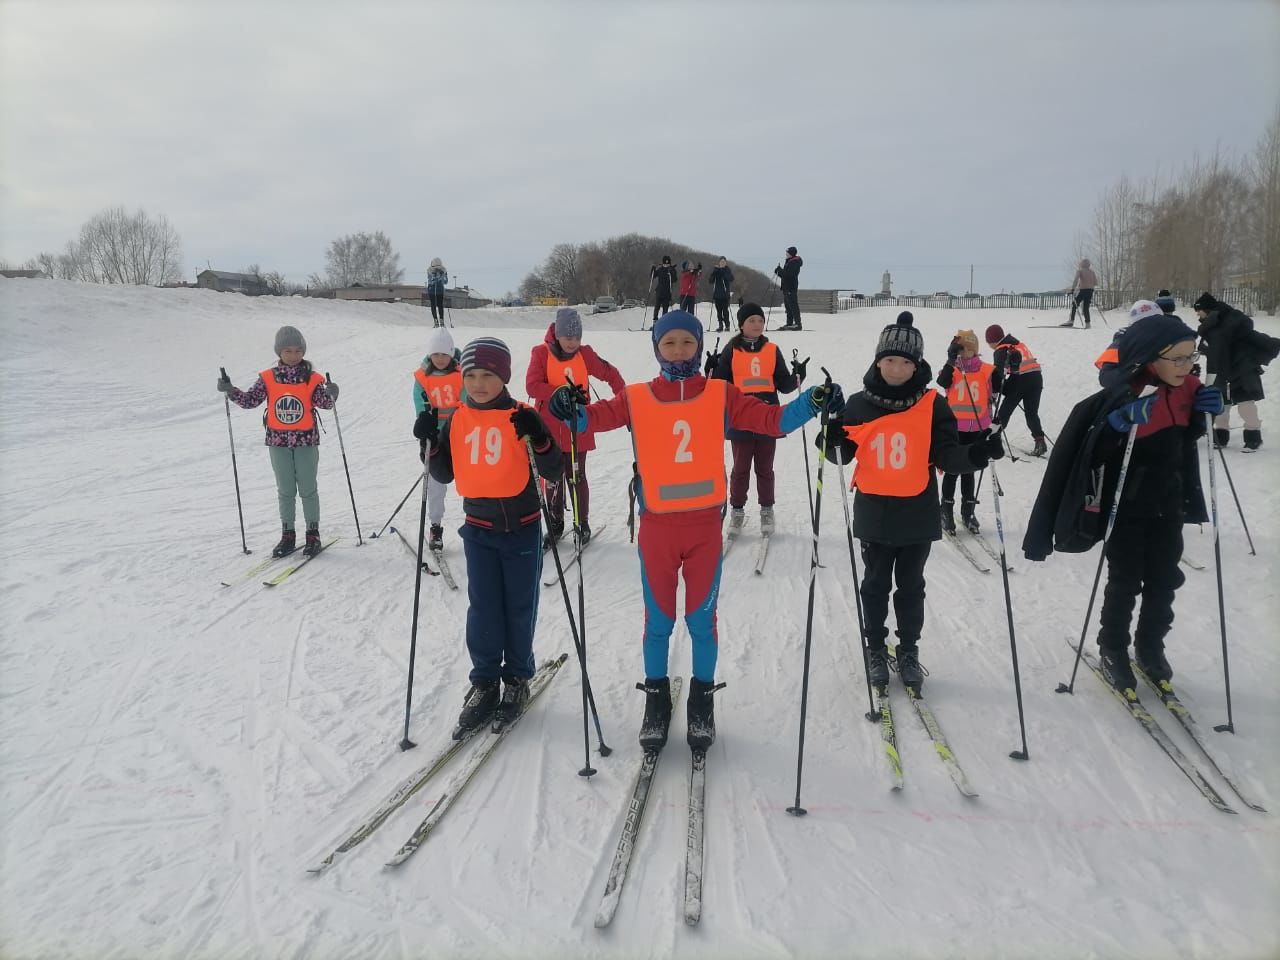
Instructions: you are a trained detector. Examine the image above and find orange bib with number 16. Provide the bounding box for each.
[844,391,937,496]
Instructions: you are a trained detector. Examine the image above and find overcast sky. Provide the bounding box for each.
[2,0,1277,298]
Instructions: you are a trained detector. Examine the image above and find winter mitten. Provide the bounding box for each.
[1106,395,1156,433]
[217,375,234,393]
[324,380,340,402]
[946,340,962,363]
[791,356,809,383]
[1192,385,1225,416]
[510,407,550,445]
[808,383,845,416]
[413,408,439,444]
[547,384,589,422]
[703,351,720,375]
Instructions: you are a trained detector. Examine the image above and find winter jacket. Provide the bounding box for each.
[1197,304,1276,404]
[651,264,678,297]
[774,255,802,292]
[679,265,702,299]
[708,266,734,300]
[710,336,799,440]
[821,363,980,545]
[988,335,1040,393]
[525,323,626,453]
[229,361,336,447]
[1021,375,1207,562]
[426,267,448,293]
[428,389,562,532]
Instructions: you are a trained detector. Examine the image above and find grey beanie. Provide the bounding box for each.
[875,311,924,364]
[555,307,583,339]
[274,325,306,356]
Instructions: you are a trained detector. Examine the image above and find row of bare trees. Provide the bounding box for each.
[1076,108,1280,312]
[518,233,781,306]
[22,207,184,285]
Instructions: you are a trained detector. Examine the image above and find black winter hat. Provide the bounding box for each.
[1192,291,1220,313]
[786,246,798,256]
[737,302,765,327]
[661,255,671,263]
[875,311,924,364]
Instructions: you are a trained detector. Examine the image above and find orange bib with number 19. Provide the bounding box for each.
[449,405,530,498]
[844,391,937,496]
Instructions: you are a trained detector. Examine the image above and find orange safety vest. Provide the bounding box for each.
[1094,345,1118,370]
[627,379,728,513]
[947,362,993,424]
[449,405,531,499]
[546,350,589,390]
[1011,341,1041,374]
[730,344,777,394]
[844,391,937,497]
[261,368,324,431]
[415,367,463,419]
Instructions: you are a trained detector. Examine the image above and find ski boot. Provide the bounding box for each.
[1032,435,1048,457]
[940,498,957,535]
[1098,646,1137,693]
[961,499,981,534]
[865,647,890,688]
[1134,640,1172,684]
[454,679,500,739]
[429,523,444,552]
[542,520,564,553]
[577,521,592,548]
[1213,428,1230,449]
[687,678,726,752]
[491,676,531,730]
[895,646,927,694]
[272,527,297,558]
[303,526,322,558]
[727,507,746,537]
[759,506,775,537]
[1243,429,1262,452]
[637,677,672,751]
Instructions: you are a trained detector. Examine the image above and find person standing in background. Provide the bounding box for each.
[650,256,678,325]
[678,260,702,315]
[426,257,448,327]
[708,257,734,332]
[1068,258,1097,328]
[775,246,803,330]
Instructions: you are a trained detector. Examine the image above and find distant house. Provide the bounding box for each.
[197,270,271,296]
[0,269,47,279]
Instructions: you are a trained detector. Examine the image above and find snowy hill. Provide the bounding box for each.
[1,278,1277,959]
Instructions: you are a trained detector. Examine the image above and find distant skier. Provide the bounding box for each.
[545,310,841,751]
[426,258,448,326]
[678,260,702,315]
[774,246,803,330]
[708,257,734,332]
[706,302,802,538]
[1068,258,1097,328]
[820,312,1002,693]
[413,326,464,552]
[1023,309,1221,692]
[414,337,564,736]
[525,307,626,550]
[217,325,337,558]
[935,329,996,535]
[1193,292,1278,451]
[985,324,1049,456]
[649,256,677,325]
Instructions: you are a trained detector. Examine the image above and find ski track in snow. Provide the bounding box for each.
[1,279,1278,959]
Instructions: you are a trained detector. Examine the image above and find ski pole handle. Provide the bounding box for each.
[220,366,228,380]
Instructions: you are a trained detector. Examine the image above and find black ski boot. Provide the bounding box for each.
[454,679,500,739]
[491,676,531,730]
[272,527,297,558]
[1098,646,1137,693]
[637,677,672,751]
[1134,640,1173,684]
[687,678,725,752]
[1032,435,1048,457]
[865,646,890,688]
[1213,428,1230,449]
[303,526,322,558]
[429,524,444,552]
[940,498,957,535]
[961,499,981,534]
[895,646,927,693]
[577,521,592,548]
[1243,429,1262,452]
[542,520,564,553]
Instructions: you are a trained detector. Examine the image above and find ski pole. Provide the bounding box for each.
[1056,384,1157,695]
[640,272,656,332]
[1203,412,1235,733]
[1214,444,1256,556]
[834,452,875,722]
[370,473,424,539]
[788,370,834,817]
[794,349,817,532]
[220,367,252,555]
[565,374,599,776]
[327,373,363,545]
[987,459,1029,760]
[524,435,612,758]
[399,437,434,750]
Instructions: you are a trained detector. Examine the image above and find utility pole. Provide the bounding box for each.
[969,264,974,295]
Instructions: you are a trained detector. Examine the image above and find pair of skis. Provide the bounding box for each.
[308,654,569,874]
[543,524,607,587]
[723,519,772,575]
[595,678,710,928]
[388,525,459,590]
[219,538,341,588]
[943,528,1006,574]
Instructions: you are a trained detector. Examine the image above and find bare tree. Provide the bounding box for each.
[72,206,183,284]
[1248,106,1280,312]
[320,231,404,287]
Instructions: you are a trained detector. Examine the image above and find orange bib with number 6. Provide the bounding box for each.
[844,391,937,496]
[449,405,530,498]
[627,379,727,513]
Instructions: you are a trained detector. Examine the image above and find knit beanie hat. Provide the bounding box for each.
[651,309,704,380]
[425,326,454,357]
[984,324,1006,345]
[1127,300,1163,324]
[875,312,924,364]
[786,246,798,256]
[554,307,583,340]
[1192,292,1220,313]
[459,337,512,384]
[274,325,306,356]
[1155,290,1177,314]
[737,302,765,327]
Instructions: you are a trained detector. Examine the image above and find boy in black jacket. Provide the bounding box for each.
[775,246,803,330]
[414,337,564,736]
[1022,312,1222,691]
[650,256,678,324]
[822,312,1003,690]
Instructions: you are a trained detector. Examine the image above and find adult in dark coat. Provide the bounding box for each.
[774,246,804,330]
[707,257,735,332]
[650,256,678,324]
[1193,292,1277,450]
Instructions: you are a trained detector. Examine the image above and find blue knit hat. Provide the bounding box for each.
[651,309,703,379]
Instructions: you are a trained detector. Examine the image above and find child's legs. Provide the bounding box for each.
[1021,374,1045,438]
[567,452,589,523]
[268,446,300,528]
[460,524,507,683]
[957,432,980,500]
[498,523,542,681]
[637,519,681,679]
[752,437,777,506]
[940,472,959,500]
[890,543,931,648]
[1134,519,1185,655]
[426,472,447,526]
[292,446,320,527]
[728,439,755,509]
[858,541,895,649]
[545,463,568,528]
[1098,518,1145,652]
[1237,400,1262,431]
[681,515,725,683]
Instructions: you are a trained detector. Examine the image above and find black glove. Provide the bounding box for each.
[946,339,962,363]
[703,350,720,375]
[324,379,340,402]
[511,407,549,444]
[547,383,589,422]
[809,382,845,417]
[774,265,783,277]
[413,408,439,445]
[791,356,809,384]
[968,430,1005,468]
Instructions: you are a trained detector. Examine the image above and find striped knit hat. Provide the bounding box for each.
[875,311,924,363]
[459,337,511,383]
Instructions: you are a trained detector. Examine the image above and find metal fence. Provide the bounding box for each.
[838,287,1266,315]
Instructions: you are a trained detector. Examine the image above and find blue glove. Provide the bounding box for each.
[1193,385,1224,416]
[547,384,589,423]
[807,383,845,416]
[1107,395,1155,433]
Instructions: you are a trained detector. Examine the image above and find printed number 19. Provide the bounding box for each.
[464,425,503,465]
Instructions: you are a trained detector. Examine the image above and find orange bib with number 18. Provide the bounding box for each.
[844,391,937,496]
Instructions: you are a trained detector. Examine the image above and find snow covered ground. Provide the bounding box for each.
[1,278,1277,959]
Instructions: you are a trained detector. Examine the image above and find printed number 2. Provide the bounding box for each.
[869,431,908,470]
[464,426,503,465]
[673,419,693,463]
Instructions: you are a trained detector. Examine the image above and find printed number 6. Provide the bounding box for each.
[750,356,761,377]
[673,419,693,463]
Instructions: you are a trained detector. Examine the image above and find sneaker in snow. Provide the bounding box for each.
[759,506,775,537]
[865,647,890,687]
[272,528,297,558]
[895,647,928,692]
[302,528,322,558]
[455,680,500,739]
[1098,647,1137,693]
[491,677,531,728]
[429,524,444,552]
[637,677,672,751]
[727,507,745,536]
[686,678,724,752]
